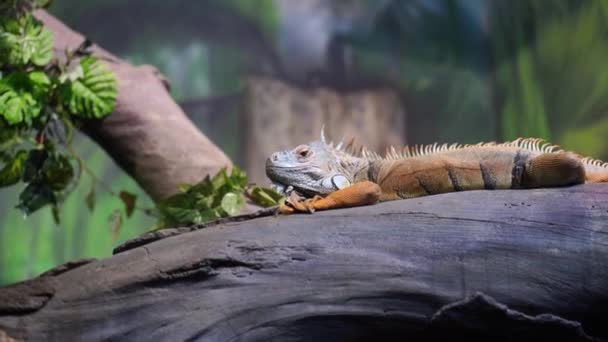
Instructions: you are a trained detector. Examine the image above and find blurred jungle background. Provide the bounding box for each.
[2,0,608,285]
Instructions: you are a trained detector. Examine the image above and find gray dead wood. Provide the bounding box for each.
[1,184,607,341]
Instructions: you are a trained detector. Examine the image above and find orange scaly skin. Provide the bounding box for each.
[280,181,382,214]
[266,136,608,214]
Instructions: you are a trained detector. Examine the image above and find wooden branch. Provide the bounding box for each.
[1,184,607,341]
[34,10,233,201]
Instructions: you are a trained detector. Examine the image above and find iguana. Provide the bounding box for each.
[266,130,608,213]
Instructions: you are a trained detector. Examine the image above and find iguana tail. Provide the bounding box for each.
[582,157,608,183]
[522,153,608,186]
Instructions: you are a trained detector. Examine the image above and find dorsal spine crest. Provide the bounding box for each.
[326,137,608,169]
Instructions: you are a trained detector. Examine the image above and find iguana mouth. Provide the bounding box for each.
[269,181,288,194]
[267,164,322,172]
[271,181,312,198]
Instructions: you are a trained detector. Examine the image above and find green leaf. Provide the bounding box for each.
[85,185,95,212]
[22,149,47,182]
[119,190,137,217]
[198,208,222,222]
[229,167,248,188]
[220,192,244,216]
[42,154,74,191]
[194,192,214,209]
[28,24,53,66]
[61,56,117,119]
[0,122,22,149]
[0,150,27,187]
[108,209,123,243]
[0,15,53,67]
[3,17,19,32]
[0,72,44,125]
[156,192,199,227]
[0,85,39,125]
[16,181,56,216]
[155,168,251,228]
[27,71,50,97]
[178,183,192,193]
[187,176,214,196]
[0,19,22,65]
[51,204,61,225]
[159,192,195,210]
[211,168,229,190]
[248,186,284,207]
[160,206,201,226]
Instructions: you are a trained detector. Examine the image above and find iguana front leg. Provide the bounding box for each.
[279,181,382,214]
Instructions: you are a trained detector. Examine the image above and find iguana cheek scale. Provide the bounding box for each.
[266,131,608,214]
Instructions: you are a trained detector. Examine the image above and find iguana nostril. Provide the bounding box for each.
[272,153,279,161]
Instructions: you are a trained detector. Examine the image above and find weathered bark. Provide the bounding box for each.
[1,184,607,341]
[34,11,233,201]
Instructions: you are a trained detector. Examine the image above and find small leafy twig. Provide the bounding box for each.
[73,152,152,214]
[154,167,284,229]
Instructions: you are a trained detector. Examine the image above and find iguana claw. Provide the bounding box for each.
[280,192,321,214]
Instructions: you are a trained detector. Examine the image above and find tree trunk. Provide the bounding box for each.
[34,11,233,202]
[1,184,606,341]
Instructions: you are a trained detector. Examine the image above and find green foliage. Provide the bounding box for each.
[15,149,75,215]
[560,119,608,160]
[0,14,53,66]
[0,141,155,286]
[155,167,246,227]
[0,149,27,186]
[17,179,56,216]
[246,185,283,208]
[0,0,52,17]
[85,184,95,211]
[344,1,496,143]
[491,1,551,141]
[0,121,23,148]
[0,72,45,125]
[155,167,283,229]
[60,56,117,119]
[533,1,608,156]
[41,152,74,190]
[118,190,136,217]
[491,0,608,157]
[0,3,118,218]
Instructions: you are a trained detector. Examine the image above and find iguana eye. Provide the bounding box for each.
[295,146,311,158]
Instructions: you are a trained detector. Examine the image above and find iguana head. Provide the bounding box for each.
[266,129,368,197]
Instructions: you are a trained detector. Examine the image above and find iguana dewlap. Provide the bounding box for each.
[265,132,608,214]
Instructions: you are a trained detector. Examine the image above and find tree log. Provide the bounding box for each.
[34,11,233,201]
[1,184,607,341]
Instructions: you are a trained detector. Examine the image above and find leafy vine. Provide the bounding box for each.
[0,0,118,219]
